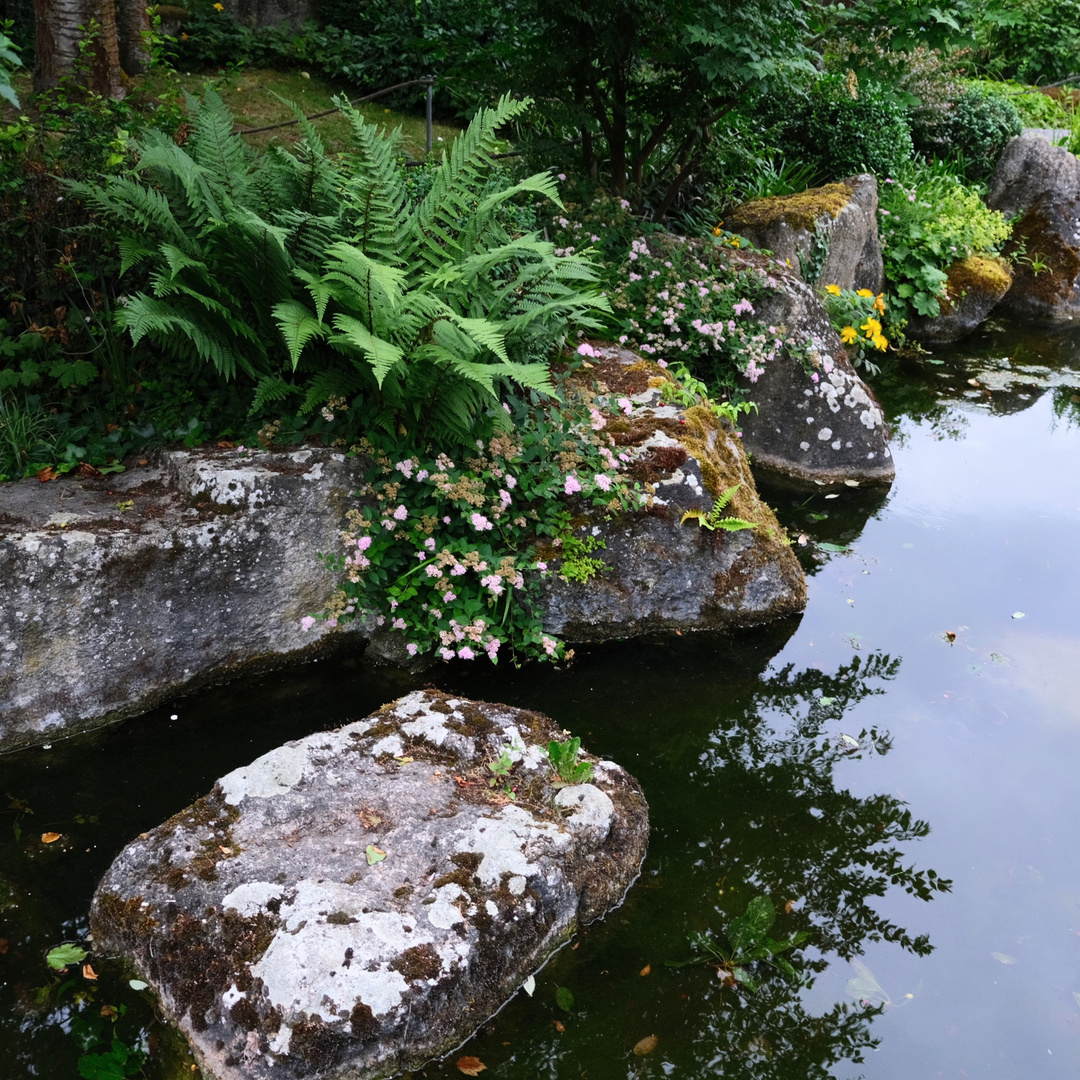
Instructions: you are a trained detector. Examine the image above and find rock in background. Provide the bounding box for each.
[90,691,649,1080]
[727,175,884,294]
[905,254,1014,346]
[988,136,1080,320]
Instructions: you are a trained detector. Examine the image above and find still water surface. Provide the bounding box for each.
[2,323,1079,1078]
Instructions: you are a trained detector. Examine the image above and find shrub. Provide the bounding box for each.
[797,73,915,181]
[878,162,1011,323]
[916,83,1023,180]
[975,0,1080,86]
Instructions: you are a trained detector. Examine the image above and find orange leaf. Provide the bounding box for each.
[553,1019,566,1033]
[82,964,98,980]
[37,467,58,483]
[101,1004,117,1018]
[41,832,62,844]
[639,964,651,976]
[633,1034,659,1056]
[456,1056,487,1076]
[784,899,796,914]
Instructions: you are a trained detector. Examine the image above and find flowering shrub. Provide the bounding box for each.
[312,384,639,664]
[877,163,1011,325]
[821,285,888,374]
[549,197,787,396]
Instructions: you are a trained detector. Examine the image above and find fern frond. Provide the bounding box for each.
[250,374,301,414]
[273,299,328,369]
[298,367,368,414]
[329,314,404,387]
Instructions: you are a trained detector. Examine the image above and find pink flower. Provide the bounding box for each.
[618,397,632,415]
[443,591,457,603]
[406,643,419,656]
[594,473,612,492]
[535,561,548,571]
[392,617,407,630]
[657,359,668,368]
[425,565,443,578]
[395,459,414,478]
[417,469,430,481]
[424,537,436,550]
[440,647,456,661]
[451,563,466,576]
[300,616,316,632]
[564,475,582,495]
[458,646,475,660]
[381,519,397,531]
[811,372,820,383]
[506,475,517,490]
[576,342,598,357]
[356,535,372,552]
[470,512,493,531]
[392,504,408,521]
[589,408,606,431]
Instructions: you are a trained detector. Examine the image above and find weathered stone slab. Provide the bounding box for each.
[90,691,648,1080]
[530,344,806,640]
[0,448,367,753]
[727,175,884,294]
[987,136,1080,219]
[735,261,895,489]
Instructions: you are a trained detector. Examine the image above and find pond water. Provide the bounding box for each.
[3,321,1080,1079]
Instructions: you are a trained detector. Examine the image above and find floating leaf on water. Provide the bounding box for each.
[844,479,860,487]
[46,943,88,970]
[129,980,148,991]
[553,1019,566,1033]
[944,630,956,642]
[639,964,651,977]
[991,952,1018,965]
[1011,612,1025,620]
[808,512,829,522]
[522,975,535,996]
[824,493,840,500]
[456,1056,487,1076]
[797,533,809,545]
[989,652,1009,665]
[555,986,574,1012]
[365,845,386,866]
[839,734,860,752]
[82,963,98,980]
[633,1034,659,1056]
[819,696,836,706]
[845,959,890,1006]
[846,598,855,606]
[40,832,62,844]
[818,542,850,553]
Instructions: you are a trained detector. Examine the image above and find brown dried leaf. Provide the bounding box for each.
[100,1004,117,1018]
[553,1019,566,1033]
[456,1056,487,1076]
[41,832,62,844]
[358,808,384,829]
[36,467,58,483]
[639,964,651,977]
[82,964,98,980]
[633,1034,659,1056]
[785,899,796,914]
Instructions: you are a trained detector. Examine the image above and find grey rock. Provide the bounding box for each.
[987,136,1080,220]
[728,175,884,294]
[906,256,1014,346]
[90,690,648,1080]
[534,344,806,640]
[736,262,895,488]
[0,447,368,753]
[999,191,1080,320]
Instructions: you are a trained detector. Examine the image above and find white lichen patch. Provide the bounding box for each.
[219,742,310,803]
[221,881,285,917]
[250,879,461,1026]
[554,784,615,842]
[456,805,570,886]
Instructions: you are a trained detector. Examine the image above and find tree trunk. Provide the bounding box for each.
[33,0,124,98]
[117,0,150,76]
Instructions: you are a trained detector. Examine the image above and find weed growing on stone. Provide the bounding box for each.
[680,483,758,533]
[548,737,594,786]
[820,285,889,376]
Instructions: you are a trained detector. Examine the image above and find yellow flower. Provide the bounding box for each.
[856,288,874,298]
[871,332,888,351]
[825,284,842,295]
[712,226,722,237]
[729,238,741,248]
[841,325,858,344]
[861,317,882,338]
[873,295,885,315]
[212,2,224,9]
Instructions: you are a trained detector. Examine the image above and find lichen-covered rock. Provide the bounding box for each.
[906,255,1013,345]
[734,261,895,488]
[727,175,884,294]
[534,344,806,639]
[90,691,648,1080]
[0,448,369,752]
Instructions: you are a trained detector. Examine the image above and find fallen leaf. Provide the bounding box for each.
[394,755,414,766]
[991,952,1018,965]
[76,463,102,478]
[522,974,535,996]
[129,979,149,991]
[366,845,386,866]
[115,500,134,512]
[797,533,808,545]
[358,808,383,829]
[137,458,149,466]
[216,440,235,449]
[944,630,956,642]
[633,1034,659,1057]
[1011,611,1025,620]
[82,963,98,980]
[41,832,62,844]
[456,1056,487,1076]
[555,985,574,1012]
[37,467,58,483]
[785,899,796,914]
[639,963,651,977]
[100,1004,117,1018]
[46,943,88,970]
[553,1019,566,1033]
[844,479,860,487]
[824,493,839,500]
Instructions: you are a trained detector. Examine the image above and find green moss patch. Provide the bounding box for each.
[731,182,854,234]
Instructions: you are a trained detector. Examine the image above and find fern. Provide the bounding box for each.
[680,483,758,532]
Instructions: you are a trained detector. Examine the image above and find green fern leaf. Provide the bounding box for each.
[273,300,328,369]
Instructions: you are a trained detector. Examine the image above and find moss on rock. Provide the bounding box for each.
[730,182,853,234]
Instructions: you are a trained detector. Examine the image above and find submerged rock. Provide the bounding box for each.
[727,175,884,294]
[90,691,648,1080]
[534,344,806,639]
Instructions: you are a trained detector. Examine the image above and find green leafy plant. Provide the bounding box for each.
[0,25,20,108]
[45,942,89,970]
[659,362,758,426]
[548,737,594,786]
[668,895,810,990]
[557,534,607,584]
[680,482,757,532]
[0,393,61,479]
[820,284,889,374]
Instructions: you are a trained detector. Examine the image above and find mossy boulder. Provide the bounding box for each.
[533,344,807,639]
[90,690,649,1080]
[905,255,1013,346]
[726,175,884,294]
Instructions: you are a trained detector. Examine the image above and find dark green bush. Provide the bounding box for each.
[792,74,914,181]
[975,0,1080,85]
[941,85,1023,180]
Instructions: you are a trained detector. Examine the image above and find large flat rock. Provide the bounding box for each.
[89,691,648,1080]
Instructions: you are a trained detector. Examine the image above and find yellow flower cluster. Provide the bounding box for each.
[825,284,888,352]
